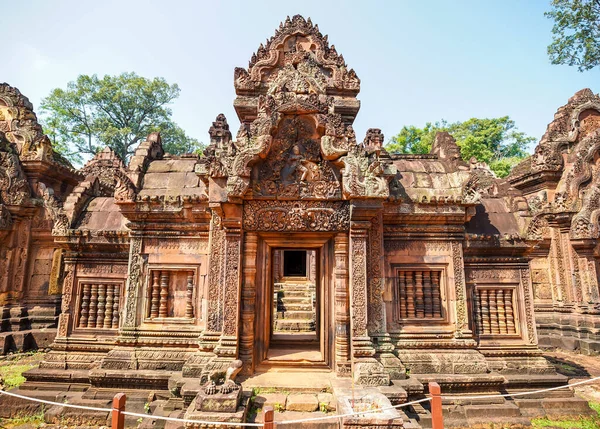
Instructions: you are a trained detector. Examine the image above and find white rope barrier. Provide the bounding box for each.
[441,375,600,401]
[0,388,110,413]
[0,375,599,426]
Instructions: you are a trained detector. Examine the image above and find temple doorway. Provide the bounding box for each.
[253,235,333,371]
[269,249,319,360]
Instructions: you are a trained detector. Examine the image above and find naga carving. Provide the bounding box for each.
[0,132,30,206]
[38,183,69,236]
[341,142,394,199]
[0,83,69,166]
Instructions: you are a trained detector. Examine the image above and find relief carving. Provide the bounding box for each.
[123,237,144,328]
[451,241,469,336]
[243,200,349,232]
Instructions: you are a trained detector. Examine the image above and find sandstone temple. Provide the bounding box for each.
[0,14,599,428]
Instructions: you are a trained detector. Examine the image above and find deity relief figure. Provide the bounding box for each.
[282,144,319,183]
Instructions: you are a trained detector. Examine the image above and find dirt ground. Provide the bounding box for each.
[543,349,600,403]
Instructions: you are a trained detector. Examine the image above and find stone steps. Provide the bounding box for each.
[278,290,314,298]
[281,303,312,311]
[274,319,315,331]
[280,296,311,304]
[278,310,314,320]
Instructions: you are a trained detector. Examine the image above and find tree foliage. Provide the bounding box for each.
[40,73,203,165]
[545,0,600,71]
[385,117,535,178]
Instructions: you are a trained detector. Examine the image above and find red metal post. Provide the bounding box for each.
[263,405,275,429]
[429,382,444,429]
[112,392,126,429]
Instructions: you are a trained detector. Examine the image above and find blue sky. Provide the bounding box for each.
[4,0,598,156]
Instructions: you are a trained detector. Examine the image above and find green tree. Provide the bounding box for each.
[40,73,203,165]
[385,117,535,178]
[545,0,600,71]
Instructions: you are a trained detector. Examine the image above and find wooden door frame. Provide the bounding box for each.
[254,232,335,370]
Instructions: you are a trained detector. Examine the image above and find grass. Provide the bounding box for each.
[0,351,44,390]
[531,401,600,429]
[0,408,45,429]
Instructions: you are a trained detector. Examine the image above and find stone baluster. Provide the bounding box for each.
[432,271,441,318]
[88,284,98,328]
[473,288,482,335]
[79,283,91,328]
[423,271,432,317]
[186,272,194,318]
[96,284,106,328]
[415,271,424,318]
[496,289,507,334]
[150,271,160,319]
[505,289,516,334]
[104,284,114,328]
[112,286,120,328]
[398,271,407,318]
[406,271,415,317]
[489,288,499,334]
[159,271,169,318]
[480,289,490,334]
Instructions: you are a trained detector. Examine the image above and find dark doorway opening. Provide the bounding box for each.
[283,250,307,277]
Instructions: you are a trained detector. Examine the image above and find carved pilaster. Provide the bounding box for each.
[349,221,374,357]
[217,224,242,358]
[121,236,144,329]
[240,232,257,374]
[451,241,471,338]
[367,213,385,335]
[206,211,225,333]
[334,233,351,376]
[57,262,75,339]
[11,220,31,300]
[520,267,538,344]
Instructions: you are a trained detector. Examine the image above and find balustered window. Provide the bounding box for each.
[394,269,444,320]
[473,287,517,336]
[77,282,123,329]
[146,269,195,320]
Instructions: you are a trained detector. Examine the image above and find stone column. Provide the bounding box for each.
[239,232,257,374]
[334,233,351,376]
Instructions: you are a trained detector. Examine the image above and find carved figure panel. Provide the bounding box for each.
[252,116,341,200]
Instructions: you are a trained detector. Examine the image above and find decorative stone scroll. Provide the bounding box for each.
[243,200,349,232]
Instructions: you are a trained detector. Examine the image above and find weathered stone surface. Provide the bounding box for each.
[286,393,318,412]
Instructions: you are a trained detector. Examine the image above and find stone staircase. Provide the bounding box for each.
[273,282,316,333]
